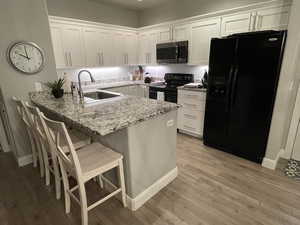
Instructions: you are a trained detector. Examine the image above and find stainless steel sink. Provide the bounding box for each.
[83,90,122,104]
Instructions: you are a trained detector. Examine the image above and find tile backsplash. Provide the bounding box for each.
[144,65,209,82]
[56,65,209,85]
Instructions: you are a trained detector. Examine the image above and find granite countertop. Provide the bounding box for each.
[177,85,207,92]
[30,92,179,136]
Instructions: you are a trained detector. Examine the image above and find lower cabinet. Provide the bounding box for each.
[177,90,206,138]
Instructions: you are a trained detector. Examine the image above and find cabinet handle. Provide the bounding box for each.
[149,53,151,64]
[68,52,72,67]
[184,103,197,108]
[97,53,101,65]
[101,52,104,66]
[65,52,69,66]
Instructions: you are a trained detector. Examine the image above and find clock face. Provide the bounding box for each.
[7,42,45,75]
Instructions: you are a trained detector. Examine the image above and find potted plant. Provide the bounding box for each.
[45,78,65,99]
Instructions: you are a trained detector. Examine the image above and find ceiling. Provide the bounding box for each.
[90,0,175,10]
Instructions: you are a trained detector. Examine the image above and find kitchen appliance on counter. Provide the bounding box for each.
[157,41,188,64]
[149,73,194,103]
[203,30,287,163]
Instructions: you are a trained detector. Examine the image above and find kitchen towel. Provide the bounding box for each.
[157,92,165,101]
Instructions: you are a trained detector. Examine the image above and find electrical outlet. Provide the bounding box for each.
[35,82,42,92]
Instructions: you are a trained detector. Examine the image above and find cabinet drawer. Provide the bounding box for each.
[178,108,205,135]
[179,101,206,111]
[178,90,206,106]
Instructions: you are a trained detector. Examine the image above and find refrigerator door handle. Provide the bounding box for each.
[226,65,235,113]
[230,66,239,110]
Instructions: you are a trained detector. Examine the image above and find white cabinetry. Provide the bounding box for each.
[50,23,85,68]
[157,27,172,43]
[189,18,221,65]
[83,28,114,67]
[173,24,190,42]
[221,12,254,36]
[138,31,158,65]
[124,33,138,65]
[178,90,206,137]
[50,23,66,68]
[61,25,85,68]
[255,6,290,31]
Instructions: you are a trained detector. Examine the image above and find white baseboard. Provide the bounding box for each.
[104,167,178,211]
[262,149,284,170]
[128,167,178,211]
[17,154,33,167]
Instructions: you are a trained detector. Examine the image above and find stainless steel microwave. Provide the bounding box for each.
[156,41,188,64]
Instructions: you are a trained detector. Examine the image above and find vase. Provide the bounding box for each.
[52,89,64,99]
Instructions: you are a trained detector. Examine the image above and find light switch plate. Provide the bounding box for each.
[167,119,174,127]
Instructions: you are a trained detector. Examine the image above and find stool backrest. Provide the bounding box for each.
[24,103,47,145]
[12,97,30,128]
[41,113,82,177]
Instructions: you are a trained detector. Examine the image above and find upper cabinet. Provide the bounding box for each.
[157,27,173,43]
[189,18,221,65]
[49,3,291,69]
[221,12,255,36]
[50,22,85,68]
[138,31,158,65]
[50,23,66,68]
[254,6,290,31]
[83,28,114,67]
[173,24,191,42]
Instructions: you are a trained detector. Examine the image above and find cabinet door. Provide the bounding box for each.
[50,24,67,68]
[138,34,148,65]
[190,18,221,65]
[173,24,190,42]
[62,25,85,68]
[99,31,114,67]
[114,32,126,66]
[255,6,290,31]
[82,28,101,67]
[157,27,172,43]
[221,12,253,36]
[125,33,138,65]
[148,31,158,65]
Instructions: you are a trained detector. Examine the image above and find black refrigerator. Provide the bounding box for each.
[203,30,287,163]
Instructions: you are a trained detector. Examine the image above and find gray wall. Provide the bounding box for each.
[139,0,274,26]
[0,0,57,158]
[266,0,300,160]
[46,0,139,28]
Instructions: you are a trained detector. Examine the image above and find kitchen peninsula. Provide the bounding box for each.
[30,91,179,210]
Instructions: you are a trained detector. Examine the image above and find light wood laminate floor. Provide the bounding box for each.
[1,134,300,225]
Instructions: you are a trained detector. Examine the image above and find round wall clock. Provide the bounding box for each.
[7,41,45,75]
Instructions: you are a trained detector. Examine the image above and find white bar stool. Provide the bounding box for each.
[42,113,127,225]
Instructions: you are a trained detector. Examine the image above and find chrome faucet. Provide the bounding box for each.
[77,70,96,101]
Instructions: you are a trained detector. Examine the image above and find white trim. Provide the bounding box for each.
[49,16,138,33]
[49,0,292,33]
[128,167,178,211]
[17,154,33,167]
[262,149,284,170]
[139,0,292,30]
[283,84,300,159]
[178,129,202,139]
[104,167,178,211]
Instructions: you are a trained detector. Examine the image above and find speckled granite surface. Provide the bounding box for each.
[30,92,179,136]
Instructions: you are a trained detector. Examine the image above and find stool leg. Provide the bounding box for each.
[117,159,127,207]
